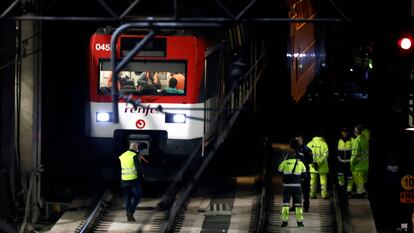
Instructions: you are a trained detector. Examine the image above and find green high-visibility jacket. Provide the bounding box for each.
[351,134,369,171]
[362,128,371,141]
[119,150,138,181]
[307,137,329,173]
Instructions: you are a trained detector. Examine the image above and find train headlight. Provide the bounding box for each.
[96,112,112,122]
[165,113,186,123]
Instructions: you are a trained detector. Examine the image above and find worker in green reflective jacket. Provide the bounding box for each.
[337,128,353,194]
[351,124,369,198]
[307,131,330,199]
[278,138,307,227]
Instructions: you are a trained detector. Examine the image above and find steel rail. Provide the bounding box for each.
[77,190,112,233]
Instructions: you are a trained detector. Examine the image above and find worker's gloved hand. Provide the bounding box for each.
[312,162,319,171]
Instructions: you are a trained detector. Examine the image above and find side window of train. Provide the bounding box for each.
[205,52,221,99]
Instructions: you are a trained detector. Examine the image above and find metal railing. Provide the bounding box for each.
[159,40,269,233]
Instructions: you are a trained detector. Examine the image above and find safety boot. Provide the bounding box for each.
[127,213,136,222]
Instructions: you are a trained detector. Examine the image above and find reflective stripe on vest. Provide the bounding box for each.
[355,156,369,161]
[119,150,138,181]
[283,183,302,187]
[338,157,351,162]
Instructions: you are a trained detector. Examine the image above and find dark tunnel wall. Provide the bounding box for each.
[0,14,17,218]
[41,21,103,199]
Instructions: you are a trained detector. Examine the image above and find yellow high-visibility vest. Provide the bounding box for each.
[119,150,138,181]
[338,139,352,162]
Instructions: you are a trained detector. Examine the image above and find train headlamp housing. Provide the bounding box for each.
[96,112,112,122]
[165,113,186,123]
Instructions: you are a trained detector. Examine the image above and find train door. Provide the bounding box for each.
[203,42,226,151]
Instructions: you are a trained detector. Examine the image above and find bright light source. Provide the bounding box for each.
[165,113,186,123]
[398,37,413,50]
[96,112,111,122]
[173,114,186,123]
[405,127,414,131]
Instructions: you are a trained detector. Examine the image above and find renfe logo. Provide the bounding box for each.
[135,119,146,129]
[124,105,159,116]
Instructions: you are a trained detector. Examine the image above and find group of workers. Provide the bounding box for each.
[278,124,371,227]
[117,124,371,225]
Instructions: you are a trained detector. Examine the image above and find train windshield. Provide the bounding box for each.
[98,60,186,96]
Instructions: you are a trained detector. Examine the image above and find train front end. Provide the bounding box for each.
[87,32,207,180]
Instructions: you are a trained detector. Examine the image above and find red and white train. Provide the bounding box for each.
[87,28,231,179]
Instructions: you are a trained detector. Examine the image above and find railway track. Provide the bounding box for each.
[92,196,167,233]
[265,176,337,233]
[47,142,350,233]
[47,190,169,233]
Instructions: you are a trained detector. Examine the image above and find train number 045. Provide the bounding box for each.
[95,43,110,51]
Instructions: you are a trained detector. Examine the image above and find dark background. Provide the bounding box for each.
[1,0,414,230]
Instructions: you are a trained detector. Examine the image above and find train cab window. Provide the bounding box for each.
[98,60,186,96]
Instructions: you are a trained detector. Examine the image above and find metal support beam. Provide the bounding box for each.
[3,16,349,23]
[119,0,142,20]
[111,29,155,123]
[214,0,236,20]
[235,0,256,21]
[95,0,118,19]
[0,0,20,18]
[0,0,350,23]
[327,0,351,21]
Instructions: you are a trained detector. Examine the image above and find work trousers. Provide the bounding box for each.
[352,170,366,194]
[281,185,304,222]
[310,172,328,199]
[124,182,142,215]
[337,161,353,192]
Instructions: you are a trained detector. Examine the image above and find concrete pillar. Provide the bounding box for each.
[18,10,42,223]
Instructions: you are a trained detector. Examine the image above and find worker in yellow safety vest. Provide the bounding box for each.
[306,131,330,199]
[351,124,369,197]
[278,138,307,227]
[119,141,147,221]
[337,128,353,194]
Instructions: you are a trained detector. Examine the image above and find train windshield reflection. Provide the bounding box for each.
[98,60,186,96]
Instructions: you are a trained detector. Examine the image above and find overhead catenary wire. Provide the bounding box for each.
[1,0,351,23]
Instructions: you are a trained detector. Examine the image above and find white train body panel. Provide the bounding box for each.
[90,102,204,139]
